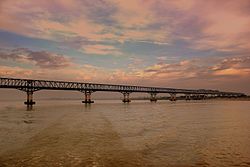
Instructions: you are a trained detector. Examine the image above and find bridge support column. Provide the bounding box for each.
[170,93,176,101]
[150,93,157,102]
[82,91,94,104]
[24,91,35,107]
[122,92,131,103]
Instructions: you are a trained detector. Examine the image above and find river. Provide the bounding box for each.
[0,100,250,167]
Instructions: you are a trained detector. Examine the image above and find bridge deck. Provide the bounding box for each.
[0,77,244,96]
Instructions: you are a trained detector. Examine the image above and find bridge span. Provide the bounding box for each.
[0,77,245,106]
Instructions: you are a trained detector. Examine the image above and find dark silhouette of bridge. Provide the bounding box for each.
[0,77,245,107]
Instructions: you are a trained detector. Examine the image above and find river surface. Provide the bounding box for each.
[0,100,250,167]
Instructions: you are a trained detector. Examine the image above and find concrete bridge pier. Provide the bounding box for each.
[24,91,35,107]
[122,92,131,103]
[170,93,177,101]
[150,93,157,102]
[82,91,94,103]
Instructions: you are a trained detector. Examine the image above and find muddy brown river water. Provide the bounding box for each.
[0,100,250,167]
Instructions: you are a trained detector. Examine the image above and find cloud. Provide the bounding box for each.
[0,63,138,85]
[213,68,250,76]
[0,0,171,53]
[140,0,250,52]
[211,56,250,76]
[143,60,199,80]
[1,0,250,52]
[81,44,121,55]
[0,48,72,69]
[177,0,250,51]
[0,65,33,78]
[142,55,250,82]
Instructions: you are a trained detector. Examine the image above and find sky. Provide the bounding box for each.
[0,0,250,95]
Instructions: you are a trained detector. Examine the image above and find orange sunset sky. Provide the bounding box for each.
[0,0,250,95]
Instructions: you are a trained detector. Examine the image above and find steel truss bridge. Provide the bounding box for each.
[0,77,245,106]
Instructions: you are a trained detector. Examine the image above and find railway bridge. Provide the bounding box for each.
[0,77,245,107]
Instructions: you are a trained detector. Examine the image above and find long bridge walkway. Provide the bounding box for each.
[0,77,245,107]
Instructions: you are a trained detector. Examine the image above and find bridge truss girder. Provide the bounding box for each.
[0,77,246,107]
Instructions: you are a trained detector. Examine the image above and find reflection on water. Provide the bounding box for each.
[0,100,250,167]
[81,103,92,112]
[26,105,33,111]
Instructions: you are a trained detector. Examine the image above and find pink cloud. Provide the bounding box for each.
[0,0,171,48]
[1,0,250,52]
[82,44,121,55]
[178,0,250,51]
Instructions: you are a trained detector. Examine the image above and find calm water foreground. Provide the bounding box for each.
[0,100,250,167]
